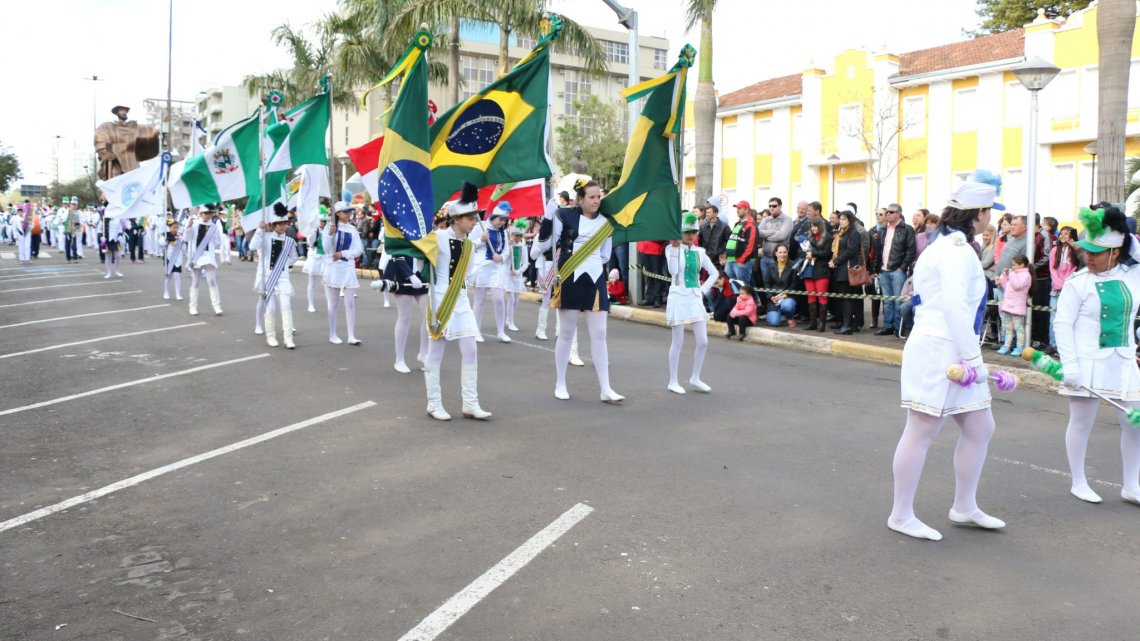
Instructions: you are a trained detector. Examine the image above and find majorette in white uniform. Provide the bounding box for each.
[101,213,125,279]
[162,216,184,300]
[422,182,491,421]
[888,180,1005,542]
[302,206,329,313]
[186,204,224,316]
[664,211,718,394]
[1053,205,1140,506]
[504,220,530,332]
[257,211,300,349]
[322,201,363,345]
[469,201,512,343]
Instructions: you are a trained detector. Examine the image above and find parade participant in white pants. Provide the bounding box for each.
[505,220,530,332]
[323,201,363,345]
[423,182,490,420]
[665,212,718,394]
[470,202,512,343]
[186,204,224,316]
[162,216,184,300]
[888,181,1002,542]
[532,178,623,403]
[531,197,584,365]
[303,207,329,313]
[1053,204,1140,507]
[378,249,429,374]
[101,212,124,279]
[258,210,300,349]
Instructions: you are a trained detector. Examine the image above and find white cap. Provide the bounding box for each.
[947,182,997,210]
[333,201,353,213]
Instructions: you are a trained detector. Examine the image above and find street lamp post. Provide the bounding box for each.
[1083,141,1098,206]
[828,153,841,212]
[84,75,104,174]
[1013,55,1060,349]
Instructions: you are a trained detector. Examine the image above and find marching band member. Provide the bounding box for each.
[303,206,329,313]
[888,181,1003,541]
[423,182,491,420]
[505,219,530,332]
[162,216,184,300]
[531,196,584,365]
[186,203,225,316]
[470,202,512,343]
[258,208,300,349]
[323,201,364,345]
[664,211,718,394]
[380,249,429,374]
[101,211,124,279]
[14,204,31,264]
[1053,204,1140,506]
[533,178,623,403]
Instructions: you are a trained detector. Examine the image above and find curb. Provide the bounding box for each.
[338,264,1059,394]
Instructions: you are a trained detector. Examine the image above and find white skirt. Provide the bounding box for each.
[323,259,359,289]
[432,287,480,340]
[900,332,991,417]
[505,273,526,294]
[471,261,505,289]
[1059,353,1140,401]
[302,254,327,276]
[666,289,711,326]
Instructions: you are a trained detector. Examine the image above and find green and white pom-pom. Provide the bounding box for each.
[1077,206,1104,240]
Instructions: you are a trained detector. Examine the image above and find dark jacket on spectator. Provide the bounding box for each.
[870,222,917,274]
[699,216,730,262]
[831,228,862,283]
[806,231,833,280]
[789,216,812,261]
[762,260,798,312]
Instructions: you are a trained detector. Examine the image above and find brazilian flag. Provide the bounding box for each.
[373,30,437,265]
[600,45,696,243]
[428,18,561,211]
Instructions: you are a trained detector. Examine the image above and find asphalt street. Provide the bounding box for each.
[1,250,1138,641]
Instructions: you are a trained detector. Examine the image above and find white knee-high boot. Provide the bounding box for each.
[209,285,223,315]
[536,306,549,340]
[461,363,491,419]
[281,305,295,349]
[424,367,450,420]
[188,287,199,316]
[264,312,278,347]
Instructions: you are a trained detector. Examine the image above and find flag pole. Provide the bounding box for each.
[326,75,335,204]
[163,0,174,265]
[259,93,269,297]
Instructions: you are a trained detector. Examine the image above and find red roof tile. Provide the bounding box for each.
[718,73,802,109]
[897,29,1025,78]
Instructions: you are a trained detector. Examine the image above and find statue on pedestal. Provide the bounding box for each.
[94,105,159,180]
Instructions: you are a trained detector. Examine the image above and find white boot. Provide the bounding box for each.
[281,306,296,349]
[209,285,223,315]
[264,313,279,347]
[424,367,451,421]
[461,363,492,420]
[569,331,584,367]
[188,288,199,316]
[535,306,549,340]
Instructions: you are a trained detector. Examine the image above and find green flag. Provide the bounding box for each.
[600,45,696,243]
[427,16,561,210]
[265,90,331,172]
[169,109,262,208]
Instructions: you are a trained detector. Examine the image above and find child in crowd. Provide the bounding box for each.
[726,284,758,341]
[607,268,629,305]
[995,254,1031,355]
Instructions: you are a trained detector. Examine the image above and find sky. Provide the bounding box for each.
[1,0,983,188]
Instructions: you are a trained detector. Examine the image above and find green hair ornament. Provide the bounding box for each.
[1077,206,1103,240]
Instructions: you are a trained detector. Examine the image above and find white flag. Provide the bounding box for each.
[96,157,166,220]
[291,165,330,241]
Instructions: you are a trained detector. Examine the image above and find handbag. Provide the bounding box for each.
[794,257,813,279]
[847,261,870,287]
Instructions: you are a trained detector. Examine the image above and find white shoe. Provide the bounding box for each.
[461,361,493,419]
[569,355,585,367]
[554,386,570,400]
[329,336,343,345]
[347,337,362,345]
[266,334,279,347]
[667,383,686,394]
[887,517,942,541]
[507,323,519,331]
[600,390,625,404]
[536,329,549,340]
[394,362,411,374]
[176,296,183,301]
[1070,485,1103,504]
[497,333,512,343]
[163,292,170,300]
[689,379,712,393]
[384,299,391,308]
[308,305,316,313]
[115,271,123,277]
[428,407,452,421]
[103,274,111,280]
[1122,489,1140,506]
[254,327,264,335]
[948,508,1006,529]
[475,334,485,343]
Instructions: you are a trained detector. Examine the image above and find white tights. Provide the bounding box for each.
[104,249,121,276]
[890,408,997,529]
[668,322,709,386]
[190,265,217,290]
[506,292,520,327]
[326,286,358,341]
[394,294,429,365]
[425,335,477,368]
[163,273,182,299]
[1065,397,1140,494]
[472,286,506,336]
[307,273,322,310]
[555,310,612,394]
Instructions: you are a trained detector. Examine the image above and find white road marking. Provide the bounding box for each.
[0,280,113,293]
[0,304,169,330]
[0,290,142,308]
[0,401,377,534]
[0,323,207,360]
[991,456,1122,489]
[0,252,15,259]
[0,273,68,282]
[398,503,594,641]
[0,354,270,416]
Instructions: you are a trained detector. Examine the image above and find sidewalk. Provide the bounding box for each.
[327,260,1058,393]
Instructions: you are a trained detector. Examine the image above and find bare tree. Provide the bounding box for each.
[839,90,925,213]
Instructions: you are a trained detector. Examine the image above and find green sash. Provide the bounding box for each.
[1095,279,1133,349]
[683,248,700,288]
[427,239,472,340]
[557,218,613,285]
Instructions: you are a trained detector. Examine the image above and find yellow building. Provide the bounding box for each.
[705,3,1140,223]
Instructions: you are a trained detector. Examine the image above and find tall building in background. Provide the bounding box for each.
[50,137,93,184]
[196,86,261,140]
[144,99,197,158]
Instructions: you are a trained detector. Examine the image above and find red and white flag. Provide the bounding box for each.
[345,136,385,202]
[444,179,546,219]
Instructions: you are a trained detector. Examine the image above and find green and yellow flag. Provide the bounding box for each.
[600,44,696,243]
[427,15,561,211]
[366,30,438,265]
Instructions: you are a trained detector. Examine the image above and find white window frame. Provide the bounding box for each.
[754,185,772,209]
[953,88,978,132]
[754,118,773,154]
[1003,168,1026,214]
[564,70,592,117]
[792,113,803,150]
[460,55,496,101]
[722,124,738,158]
[838,102,863,139]
[1050,163,1077,220]
[901,174,925,210]
[1051,69,1079,119]
[1004,81,1027,128]
[1080,65,1098,125]
[902,95,926,138]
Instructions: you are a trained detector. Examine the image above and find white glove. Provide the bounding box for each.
[799,239,811,253]
[409,274,423,288]
[1062,372,1082,389]
[972,363,989,385]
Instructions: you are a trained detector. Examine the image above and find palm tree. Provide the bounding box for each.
[243,21,353,110]
[385,0,608,86]
[684,0,717,206]
[1096,0,1134,204]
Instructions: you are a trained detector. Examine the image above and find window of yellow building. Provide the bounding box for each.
[1004,82,1027,127]
[792,113,803,150]
[953,89,978,132]
[723,124,738,157]
[902,95,925,138]
[754,119,773,154]
[1052,70,1079,119]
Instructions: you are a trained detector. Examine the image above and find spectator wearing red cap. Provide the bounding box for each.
[721,200,757,286]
